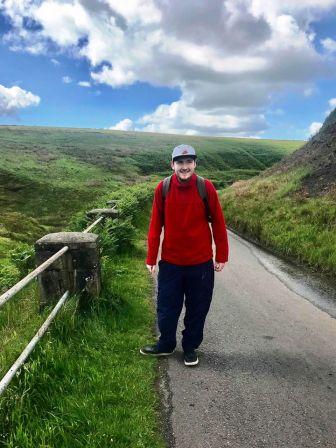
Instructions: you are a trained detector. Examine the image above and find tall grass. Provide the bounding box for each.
[0,182,165,448]
[220,167,336,277]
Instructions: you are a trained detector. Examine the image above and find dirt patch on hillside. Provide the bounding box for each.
[264,123,336,198]
[299,164,336,198]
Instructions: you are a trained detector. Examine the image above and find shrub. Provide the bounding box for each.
[8,242,35,277]
[0,263,20,292]
[99,217,136,256]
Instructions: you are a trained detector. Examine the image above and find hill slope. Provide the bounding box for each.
[220,110,336,277]
[263,110,336,197]
[0,125,307,445]
[0,125,301,244]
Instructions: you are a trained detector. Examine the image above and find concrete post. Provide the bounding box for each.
[35,232,101,308]
[86,208,119,219]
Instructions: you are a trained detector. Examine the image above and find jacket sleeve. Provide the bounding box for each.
[146,181,164,265]
[205,180,229,263]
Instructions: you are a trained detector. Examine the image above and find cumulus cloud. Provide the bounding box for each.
[109,118,135,131]
[35,0,89,47]
[157,0,271,52]
[137,99,267,137]
[0,84,40,115]
[328,98,336,108]
[325,97,336,115]
[1,0,336,135]
[309,121,322,136]
[91,65,136,88]
[321,37,336,53]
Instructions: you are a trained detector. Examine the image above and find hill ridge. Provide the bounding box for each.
[260,109,336,197]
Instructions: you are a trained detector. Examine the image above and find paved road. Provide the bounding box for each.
[156,229,336,448]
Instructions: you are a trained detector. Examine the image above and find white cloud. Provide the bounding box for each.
[328,98,336,108]
[62,76,72,84]
[51,58,60,66]
[0,84,40,115]
[106,0,161,25]
[78,81,91,87]
[34,0,89,47]
[325,97,336,115]
[309,121,322,136]
[160,37,268,74]
[91,65,136,88]
[109,118,135,131]
[137,99,267,136]
[249,0,336,19]
[321,37,336,53]
[1,0,336,135]
[3,29,47,55]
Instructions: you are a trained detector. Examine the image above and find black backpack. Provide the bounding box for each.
[162,175,212,223]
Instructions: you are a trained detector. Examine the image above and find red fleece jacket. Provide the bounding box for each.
[146,173,229,266]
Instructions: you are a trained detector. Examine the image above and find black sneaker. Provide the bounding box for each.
[140,344,174,356]
[184,350,199,366]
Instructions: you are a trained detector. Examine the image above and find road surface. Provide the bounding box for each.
[156,229,336,448]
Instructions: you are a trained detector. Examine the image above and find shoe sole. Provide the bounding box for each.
[139,348,174,356]
[184,358,199,366]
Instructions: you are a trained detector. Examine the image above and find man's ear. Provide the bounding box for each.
[170,161,174,170]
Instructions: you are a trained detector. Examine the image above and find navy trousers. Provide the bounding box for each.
[156,259,215,352]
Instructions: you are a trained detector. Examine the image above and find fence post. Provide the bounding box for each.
[86,208,119,219]
[35,232,101,308]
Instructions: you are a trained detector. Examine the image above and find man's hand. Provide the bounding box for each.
[214,262,225,272]
[146,264,156,275]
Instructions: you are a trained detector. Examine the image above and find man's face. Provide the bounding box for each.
[171,157,197,182]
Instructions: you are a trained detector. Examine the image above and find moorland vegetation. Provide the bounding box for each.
[0,125,303,446]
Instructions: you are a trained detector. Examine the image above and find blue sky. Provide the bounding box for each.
[0,44,180,128]
[0,1,336,140]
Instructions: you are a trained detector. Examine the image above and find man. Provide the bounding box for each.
[140,144,229,366]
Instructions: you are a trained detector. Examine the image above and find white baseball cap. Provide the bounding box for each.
[171,144,197,161]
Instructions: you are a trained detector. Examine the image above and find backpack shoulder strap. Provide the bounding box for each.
[196,175,206,200]
[196,175,212,222]
[162,175,172,199]
[161,175,172,224]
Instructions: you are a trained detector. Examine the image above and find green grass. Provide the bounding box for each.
[0,126,301,183]
[0,282,44,379]
[0,125,304,446]
[0,125,302,244]
[0,250,164,448]
[220,167,336,277]
[0,183,165,447]
[0,125,302,290]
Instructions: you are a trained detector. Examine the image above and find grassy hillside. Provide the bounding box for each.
[0,125,304,446]
[0,125,302,290]
[0,125,301,247]
[0,126,300,180]
[221,167,336,274]
[0,184,165,447]
[220,111,336,278]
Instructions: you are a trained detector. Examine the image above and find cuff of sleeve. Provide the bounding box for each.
[146,258,157,266]
[215,257,228,263]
